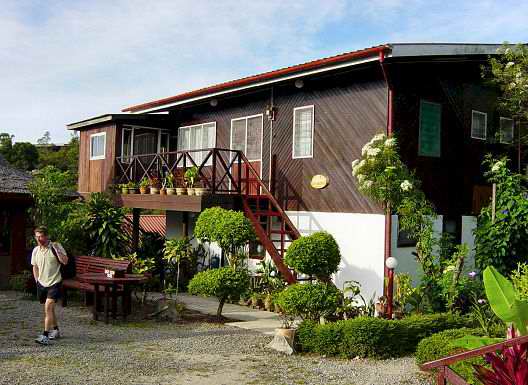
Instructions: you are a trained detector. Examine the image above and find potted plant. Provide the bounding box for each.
[184,166,199,196]
[139,177,149,194]
[264,293,273,311]
[175,179,187,195]
[120,183,128,194]
[195,180,210,196]
[276,311,296,346]
[127,181,138,194]
[149,176,161,194]
[165,173,176,195]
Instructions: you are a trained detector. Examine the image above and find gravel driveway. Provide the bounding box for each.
[0,291,429,385]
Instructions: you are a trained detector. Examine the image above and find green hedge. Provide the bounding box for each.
[296,313,471,359]
[415,328,491,384]
[275,282,341,321]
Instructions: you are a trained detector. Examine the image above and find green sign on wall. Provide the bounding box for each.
[418,100,442,157]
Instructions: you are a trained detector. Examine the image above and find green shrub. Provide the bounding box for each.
[276,282,341,321]
[284,231,341,279]
[188,267,249,317]
[7,270,33,293]
[296,313,470,359]
[415,328,488,384]
[194,207,255,267]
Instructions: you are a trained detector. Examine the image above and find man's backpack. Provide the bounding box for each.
[50,244,76,280]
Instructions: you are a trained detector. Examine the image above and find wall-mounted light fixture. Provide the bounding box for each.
[210,99,218,107]
[294,79,304,89]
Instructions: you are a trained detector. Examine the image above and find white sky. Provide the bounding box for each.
[1,0,527,143]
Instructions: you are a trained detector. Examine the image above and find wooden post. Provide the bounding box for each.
[182,212,189,238]
[492,183,496,223]
[132,208,141,252]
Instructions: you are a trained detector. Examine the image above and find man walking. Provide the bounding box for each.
[31,226,68,345]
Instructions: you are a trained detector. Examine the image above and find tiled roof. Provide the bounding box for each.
[0,155,32,195]
[124,214,166,237]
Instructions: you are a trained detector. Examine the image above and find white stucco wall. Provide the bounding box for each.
[391,215,478,283]
[286,211,385,301]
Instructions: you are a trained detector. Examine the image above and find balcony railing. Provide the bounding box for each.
[115,148,258,195]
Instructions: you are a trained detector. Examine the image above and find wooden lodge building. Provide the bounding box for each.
[68,43,518,297]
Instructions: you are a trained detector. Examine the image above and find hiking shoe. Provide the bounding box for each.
[35,335,50,345]
[48,329,60,340]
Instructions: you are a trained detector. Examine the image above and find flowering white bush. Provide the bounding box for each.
[400,180,413,192]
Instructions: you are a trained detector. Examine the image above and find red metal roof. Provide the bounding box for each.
[124,214,166,237]
[122,45,390,113]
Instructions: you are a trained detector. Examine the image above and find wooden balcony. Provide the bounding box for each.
[114,148,259,211]
[115,192,238,212]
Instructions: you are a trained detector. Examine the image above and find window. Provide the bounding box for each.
[230,115,263,161]
[500,117,514,144]
[90,132,106,160]
[293,105,314,158]
[471,110,487,140]
[177,122,216,165]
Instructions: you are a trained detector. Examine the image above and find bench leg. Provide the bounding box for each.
[111,284,117,320]
[104,285,110,324]
[62,287,68,307]
[93,285,99,321]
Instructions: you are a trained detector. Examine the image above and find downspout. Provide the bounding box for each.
[379,49,394,296]
[268,87,274,191]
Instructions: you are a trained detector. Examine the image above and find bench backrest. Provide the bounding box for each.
[75,256,132,275]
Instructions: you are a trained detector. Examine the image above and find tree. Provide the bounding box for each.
[38,133,79,176]
[0,133,39,171]
[37,131,52,145]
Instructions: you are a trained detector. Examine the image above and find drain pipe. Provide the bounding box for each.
[379,49,394,297]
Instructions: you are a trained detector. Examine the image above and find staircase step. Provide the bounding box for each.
[254,211,282,217]
[270,229,296,235]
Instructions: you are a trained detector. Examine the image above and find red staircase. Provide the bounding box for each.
[238,153,300,284]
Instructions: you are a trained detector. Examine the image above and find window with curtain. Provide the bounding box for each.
[471,110,487,140]
[177,122,216,165]
[230,115,263,161]
[293,105,314,158]
[90,132,106,160]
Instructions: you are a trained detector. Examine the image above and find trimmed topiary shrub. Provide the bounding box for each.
[194,207,256,267]
[284,231,341,279]
[295,313,470,359]
[188,267,250,317]
[276,282,341,321]
[415,328,491,384]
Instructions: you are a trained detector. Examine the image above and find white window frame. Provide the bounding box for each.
[90,132,106,160]
[292,105,315,159]
[177,121,217,165]
[499,117,514,144]
[471,110,487,140]
[121,125,171,159]
[230,114,264,163]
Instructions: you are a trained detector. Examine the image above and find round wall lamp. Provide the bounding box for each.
[294,79,304,89]
[210,99,218,107]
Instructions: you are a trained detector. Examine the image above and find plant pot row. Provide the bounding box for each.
[121,187,210,196]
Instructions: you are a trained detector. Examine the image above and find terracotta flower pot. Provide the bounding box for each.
[160,188,166,195]
[166,188,176,195]
[195,187,209,196]
[176,187,187,195]
[139,187,148,194]
[150,187,160,194]
[275,328,296,346]
[187,187,195,196]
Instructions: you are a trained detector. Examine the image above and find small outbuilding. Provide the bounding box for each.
[0,155,33,287]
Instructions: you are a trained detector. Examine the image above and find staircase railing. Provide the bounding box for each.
[238,152,300,284]
[420,334,528,384]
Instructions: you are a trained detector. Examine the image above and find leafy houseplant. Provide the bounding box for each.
[127,181,138,194]
[184,166,199,195]
[163,238,192,299]
[149,176,161,194]
[165,173,176,195]
[120,183,128,194]
[139,177,149,194]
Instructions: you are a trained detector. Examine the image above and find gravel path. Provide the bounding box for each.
[0,291,430,385]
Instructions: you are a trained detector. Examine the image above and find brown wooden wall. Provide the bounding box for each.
[172,65,388,214]
[78,124,117,193]
[392,59,519,216]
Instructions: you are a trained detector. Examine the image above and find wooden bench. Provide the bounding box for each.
[62,256,132,307]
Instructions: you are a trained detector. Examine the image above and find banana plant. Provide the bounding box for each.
[484,266,528,336]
